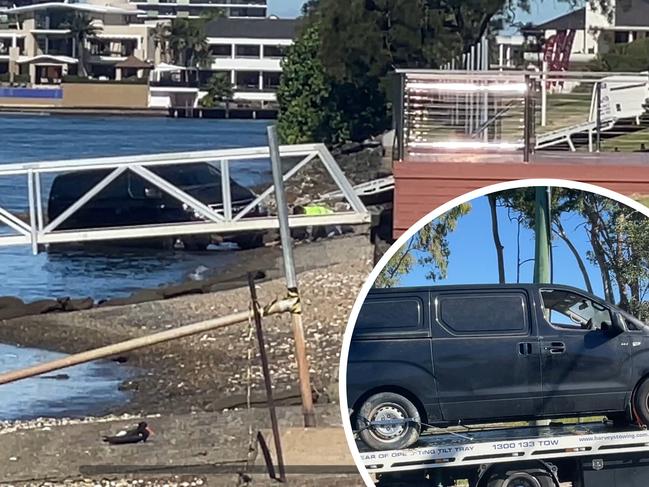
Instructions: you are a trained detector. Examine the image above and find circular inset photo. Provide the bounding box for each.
[340,179,649,487]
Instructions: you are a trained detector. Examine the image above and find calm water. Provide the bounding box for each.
[0,343,131,420]
[0,116,273,419]
[0,115,272,301]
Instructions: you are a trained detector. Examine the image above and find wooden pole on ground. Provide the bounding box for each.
[267,124,317,428]
[0,298,297,386]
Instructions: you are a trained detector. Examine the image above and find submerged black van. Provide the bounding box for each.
[47,163,266,250]
[347,284,649,450]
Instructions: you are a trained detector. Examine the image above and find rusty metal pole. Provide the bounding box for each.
[248,273,286,482]
[267,125,317,428]
[0,298,297,386]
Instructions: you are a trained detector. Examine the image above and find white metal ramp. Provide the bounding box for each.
[0,143,370,254]
[536,75,649,151]
[536,119,616,151]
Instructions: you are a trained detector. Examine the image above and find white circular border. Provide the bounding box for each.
[338,177,649,485]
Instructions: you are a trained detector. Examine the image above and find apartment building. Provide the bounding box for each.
[200,17,298,104]
[0,0,152,83]
[132,0,266,20]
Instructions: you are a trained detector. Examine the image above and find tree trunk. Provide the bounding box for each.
[553,220,593,293]
[77,37,86,77]
[588,220,614,302]
[488,194,505,283]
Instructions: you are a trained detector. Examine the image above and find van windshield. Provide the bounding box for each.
[541,289,612,331]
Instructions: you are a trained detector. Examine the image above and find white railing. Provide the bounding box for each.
[394,69,649,160]
[0,143,370,253]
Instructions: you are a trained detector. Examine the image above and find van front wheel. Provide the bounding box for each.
[356,392,421,451]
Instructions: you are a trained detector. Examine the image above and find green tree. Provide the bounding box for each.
[152,22,170,64]
[277,24,390,144]
[497,188,649,316]
[166,18,210,68]
[62,14,101,77]
[277,25,350,144]
[199,73,233,108]
[498,188,595,293]
[375,203,471,288]
[280,0,614,145]
[589,37,649,72]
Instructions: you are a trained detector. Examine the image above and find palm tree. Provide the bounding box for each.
[199,73,233,110]
[62,14,101,77]
[198,7,224,22]
[151,22,170,64]
[165,18,210,68]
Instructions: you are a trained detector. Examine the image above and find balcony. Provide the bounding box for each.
[90,48,135,58]
[395,70,649,162]
[392,70,649,237]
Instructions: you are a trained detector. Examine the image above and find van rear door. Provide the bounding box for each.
[431,289,543,422]
[347,289,442,423]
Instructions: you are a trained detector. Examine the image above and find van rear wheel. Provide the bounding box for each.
[356,392,421,451]
[633,377,649,425]
[486,468,554,487]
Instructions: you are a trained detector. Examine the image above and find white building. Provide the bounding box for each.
[131,0,266,20]
[0,1,150,83]
[200,17,298,105]
[527,0,649,64]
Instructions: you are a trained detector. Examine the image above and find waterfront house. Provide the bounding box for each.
[0,0,152,84]
[523,0,649,66]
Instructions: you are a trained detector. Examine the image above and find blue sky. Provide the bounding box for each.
[396,192,611,301]
[267,0,573,27]
[267,0,306,17]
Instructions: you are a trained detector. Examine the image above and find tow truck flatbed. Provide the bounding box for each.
[358,422,649,477]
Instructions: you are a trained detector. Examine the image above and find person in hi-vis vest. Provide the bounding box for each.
[291,203,344,241]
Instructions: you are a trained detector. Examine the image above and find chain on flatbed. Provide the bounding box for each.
[358,423,649,473]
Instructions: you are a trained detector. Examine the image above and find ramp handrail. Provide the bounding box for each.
[0,143,370,253]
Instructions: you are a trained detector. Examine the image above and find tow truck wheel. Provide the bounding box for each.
[356,392,421,451]
[633,377,649,425]
[486,468,554,487]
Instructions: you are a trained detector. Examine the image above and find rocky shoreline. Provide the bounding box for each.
[0,235,373,418]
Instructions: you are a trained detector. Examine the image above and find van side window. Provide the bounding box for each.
[541,289,612,331]
[356,298,423,333]
[438,293,528,335]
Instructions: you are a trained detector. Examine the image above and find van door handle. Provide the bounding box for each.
[543,342,566,355]
[518,342,534,355]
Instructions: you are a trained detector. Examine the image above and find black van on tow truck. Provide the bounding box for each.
[347,284,649,452]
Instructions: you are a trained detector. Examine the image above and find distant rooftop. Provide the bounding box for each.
[6,2,141,15]
[535,8,586,31]
[205,17,300,39]
[615,0,649,27]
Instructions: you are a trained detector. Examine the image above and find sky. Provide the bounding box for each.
[395,190,619,302]
[266,0,573,28]
[267,0,306,17]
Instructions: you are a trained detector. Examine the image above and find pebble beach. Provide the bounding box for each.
[0,235,373,485]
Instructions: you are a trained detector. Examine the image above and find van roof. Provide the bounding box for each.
[368,283,607,301]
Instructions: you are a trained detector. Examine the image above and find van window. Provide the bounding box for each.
[438,293,527,335]
[541,289,612,331]
[356,297,423,333]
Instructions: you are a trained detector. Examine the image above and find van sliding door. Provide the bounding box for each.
[431,289,542,422]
